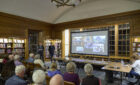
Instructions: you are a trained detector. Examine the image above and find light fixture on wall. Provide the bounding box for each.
[51,0,81,7]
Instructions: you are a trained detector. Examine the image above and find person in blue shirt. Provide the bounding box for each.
[27,53,34,63]
[48,62,62,77]
[5,65,27,85]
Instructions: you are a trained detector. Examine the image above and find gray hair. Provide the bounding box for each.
[29,53,34,58]
[32,70,46,84]
[84,64,93,75]
[15,65,26,75]
[66,62,76,72]
[14,55,20,60]
[34,54,40,59]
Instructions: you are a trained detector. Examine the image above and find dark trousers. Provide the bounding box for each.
[39,52,44,62]
[50,53,54,62]
[128,70,139,78]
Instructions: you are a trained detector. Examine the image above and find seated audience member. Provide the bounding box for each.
[50,74,64,85]
[48,62,62,77]
[130,53,139,64]
[14,55,23,66]
[34,54,45,69]
[128,55,140,77]
[82,64,101,85]
[2,55,9,64]
[5,65,27,85]
[63,62,80,85]
[1,55,15,80]
[32,70,46,85]
[27,53,34,63]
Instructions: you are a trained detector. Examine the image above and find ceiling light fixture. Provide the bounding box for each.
[51,0,81,7]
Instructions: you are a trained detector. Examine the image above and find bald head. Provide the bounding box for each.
[50,74,64,85]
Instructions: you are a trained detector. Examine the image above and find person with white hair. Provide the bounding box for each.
[34,54,45,69]
[5,65,27,85]
[27,53,35,63]
[32,70,46,85]
[50,74,64,85]
[81,64,101,85]
[14,55,23,66]
[63,62,80,85]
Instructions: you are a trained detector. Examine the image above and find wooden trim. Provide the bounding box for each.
[115,24,118,56]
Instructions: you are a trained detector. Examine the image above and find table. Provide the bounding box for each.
[53,57,108,66]
[103,62,132,84]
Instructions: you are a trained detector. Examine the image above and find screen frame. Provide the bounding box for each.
[70,29,109,56]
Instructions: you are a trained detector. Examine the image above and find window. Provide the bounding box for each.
[118,23,130,56]
[65,29,69,56]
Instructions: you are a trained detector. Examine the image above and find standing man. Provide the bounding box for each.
[48,43,55,62]
[38,42,44,62]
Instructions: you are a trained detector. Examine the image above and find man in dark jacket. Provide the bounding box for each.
[37,42,44,62]
[48,43,55,62]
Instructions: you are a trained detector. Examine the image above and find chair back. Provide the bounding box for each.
[64,81,75,85]
[46,75,51,85]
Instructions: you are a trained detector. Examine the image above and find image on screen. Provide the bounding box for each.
[71,30,109,56]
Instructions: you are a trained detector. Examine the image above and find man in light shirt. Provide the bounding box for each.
[129,55,140,77]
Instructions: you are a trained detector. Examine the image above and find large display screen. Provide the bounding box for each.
[71,30,109,56]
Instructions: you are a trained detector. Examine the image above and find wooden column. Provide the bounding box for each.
[25,29,29,59]
[115,24,118,56]
[62,30,65,58]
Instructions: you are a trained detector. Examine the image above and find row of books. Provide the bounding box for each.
[0,38,24,43]
[0,44,24,48]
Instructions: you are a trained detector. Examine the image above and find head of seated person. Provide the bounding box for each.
[34,54,45,69]
[14,55,23,66]
[66,62,76,73]
[48,62,62,77]
[34,54,40,60]
[9,54,14,61]
[50,74,64,85]
[27,53,34,63]
[5,65,27,85]
[84,64,93,76]
[82,64,100,85]
[64,62,80,85]
[32,70,46,85]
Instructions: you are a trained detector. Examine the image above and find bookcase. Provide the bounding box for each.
[44,39,61,58]
[0,38,25,57]
[132,37,140,55]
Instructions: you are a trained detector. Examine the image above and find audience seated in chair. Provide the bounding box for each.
[34,54,45,69]
[48,62,62,77]
[32,70,46,85]
[1,54,15,81]
[63,62,80,85]
[50,74,64,85]
[5,65,27,85]
[128,54,140,77]
[14,55,23,66]
[81,64,101,85]
[27,53,35,63]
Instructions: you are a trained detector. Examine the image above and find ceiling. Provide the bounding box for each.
[0,0,140,24]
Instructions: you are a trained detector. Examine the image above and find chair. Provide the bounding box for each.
[46,75,51,85]
[64,81,75,85]
[128,75,140,85]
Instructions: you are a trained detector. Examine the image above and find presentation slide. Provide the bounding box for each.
[71,30,109,56]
